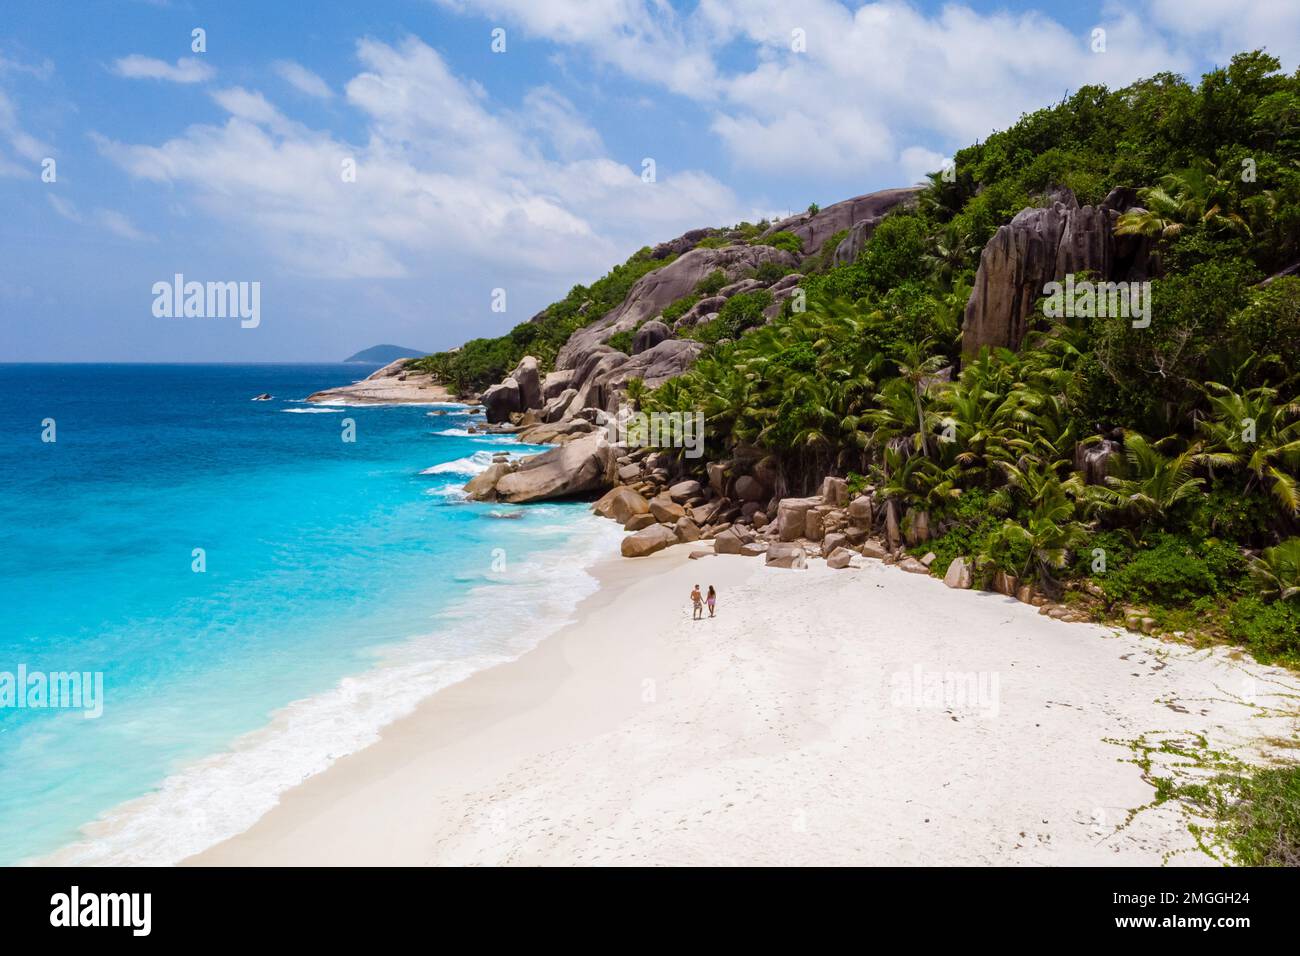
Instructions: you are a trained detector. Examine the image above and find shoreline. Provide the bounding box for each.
[189,540,1300,867]
[29,412,615,867]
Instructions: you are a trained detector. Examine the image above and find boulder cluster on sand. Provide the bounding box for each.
[587,456,1118,627]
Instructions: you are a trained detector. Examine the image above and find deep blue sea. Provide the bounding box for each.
[0,364,618,865]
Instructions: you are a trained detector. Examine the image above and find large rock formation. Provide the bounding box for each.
[961,186,1158,358]
[542,339,705,420]
[631,319,671,354]
[482,378,521,423]
[510,355,542,411]
[474,432,616,503]
[621,523,678,558]
[556,243,799,371]
[761,187,923,255]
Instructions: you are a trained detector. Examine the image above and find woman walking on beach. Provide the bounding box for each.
[691,585,703,620]
[706,585,716,618]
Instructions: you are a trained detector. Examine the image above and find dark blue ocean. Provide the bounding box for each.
[0,364,617,864]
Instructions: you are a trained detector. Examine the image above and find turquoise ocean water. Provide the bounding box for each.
[0,364,618,865]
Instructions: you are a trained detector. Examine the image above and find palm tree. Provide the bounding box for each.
[1090,432,1204,524]
[1248,538,1300,602]
[895,338,948,459]
[1115,159,1252,240]
[922,222,980,289]
[623,377,647,411]
[1196,382,1300,515]
[930,348,1023,481]
[982,475,1088,598]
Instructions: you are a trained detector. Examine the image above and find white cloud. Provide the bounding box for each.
[0,88,51,177]
[111,55,214,84]
[47,193,80,221]
[45,194,152,241]
[97,36,744,280]
[1146,0,1300,66]
[433,0,1296,183]
[516,86,603,159]
[94,208,152,242]
[273,60,333,99]
[434,0,719,96]
[898,146,949,186]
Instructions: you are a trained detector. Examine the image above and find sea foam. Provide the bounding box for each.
[36,515,622,866]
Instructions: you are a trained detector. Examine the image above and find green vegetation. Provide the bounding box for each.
[683,290,773,346]
[412,247,676,392]
[751,230,802,254]
[1112,731,1300,865]
[695,269,727,295]
[1216,765,1300,866]
[647,51,1300,665]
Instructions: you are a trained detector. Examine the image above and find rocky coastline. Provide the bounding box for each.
[307,357,457,405]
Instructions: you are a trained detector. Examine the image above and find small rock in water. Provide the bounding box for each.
[487,510,525,520]
[251,393,273,401]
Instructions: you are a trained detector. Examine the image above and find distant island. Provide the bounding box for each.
[343,344,428,364]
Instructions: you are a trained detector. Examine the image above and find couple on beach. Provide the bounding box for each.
[690,584,716,620]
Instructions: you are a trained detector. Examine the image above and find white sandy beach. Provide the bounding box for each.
[188,544,1300,867]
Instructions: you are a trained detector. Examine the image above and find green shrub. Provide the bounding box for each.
[661,294,699,324]
[754,260,790,283]
[686,290,774,346]
[752,230,802,254]
[919,491,1002,577]
[1228,276,1300,377]
[606,330,634,354]
[694,269,727,295]
[1102,534,1245,606]
[1217,764,1300,866]
[1228,596,1300,663]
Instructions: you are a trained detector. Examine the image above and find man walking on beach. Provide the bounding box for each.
[691,585,703,620]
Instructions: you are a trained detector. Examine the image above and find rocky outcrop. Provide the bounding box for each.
[765,542,807,569]
[541,369,574,401]
[470,432,615,503]
[1076,438,1121,485]
[632,320,671,354]
[943,557,972,588]
[962,186,1158,358]
[826,546,855,570]
[650,227,717,260]
[511,356,542,411]
[776,496,822,542]
[760,187,922,255]
[593,486,650,525]
[556,243,799,373]
[621,523,678,558]
[307,357,455,405]
[482,378,521,423]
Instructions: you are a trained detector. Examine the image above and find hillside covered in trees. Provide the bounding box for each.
[644,51,1300,663]
[434,51,1300,669]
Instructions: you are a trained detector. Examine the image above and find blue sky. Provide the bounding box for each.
[1,0,1296,362]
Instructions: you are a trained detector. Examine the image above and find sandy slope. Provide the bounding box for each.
[190,546,1300,867]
